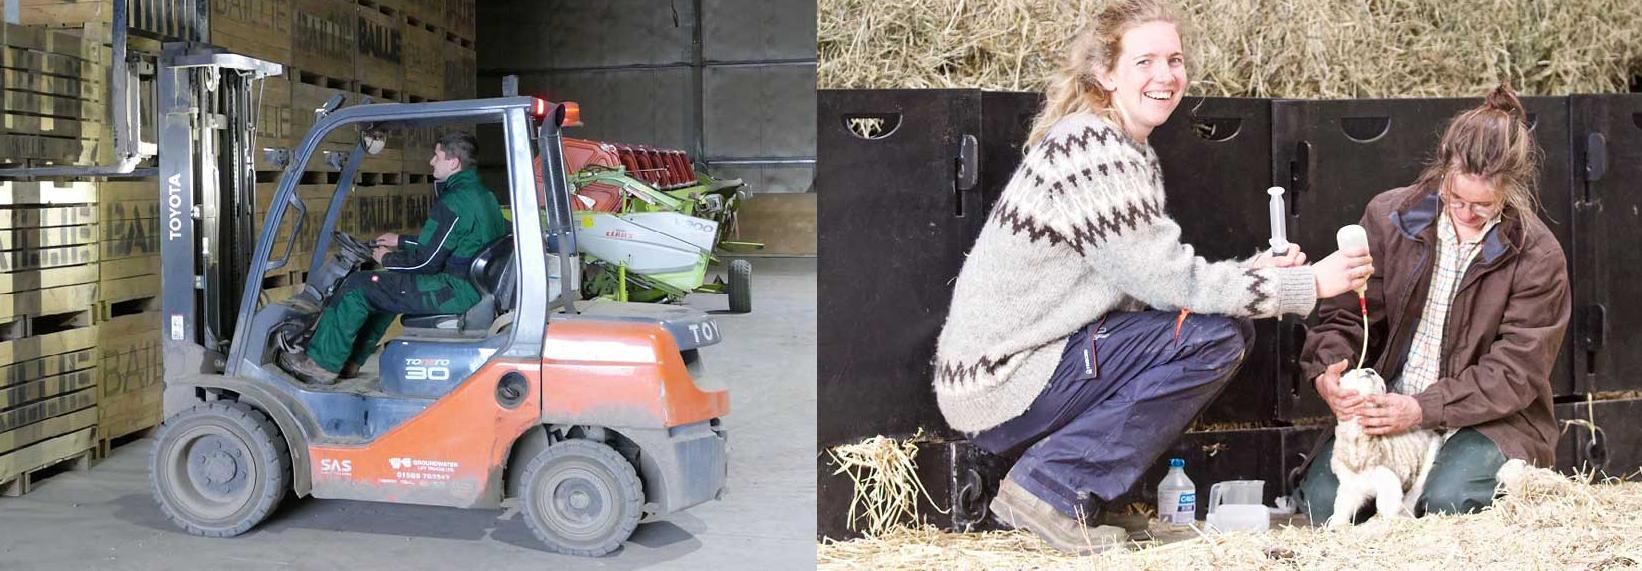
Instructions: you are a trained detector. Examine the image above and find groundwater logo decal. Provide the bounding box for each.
[388,457,461,484]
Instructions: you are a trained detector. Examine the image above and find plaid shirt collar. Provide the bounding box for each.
[1436,210,1502,249]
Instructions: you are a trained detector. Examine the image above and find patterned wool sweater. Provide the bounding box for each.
[933,113,1319,433]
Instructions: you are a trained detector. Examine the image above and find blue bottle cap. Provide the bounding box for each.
[1169,458,1184,468]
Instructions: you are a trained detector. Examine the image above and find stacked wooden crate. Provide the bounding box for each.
[0,1,475,472]
[0,25,108,489]
[14,0,203,40]
[0,180,101,494]
[0,23,107,168]
[94,179,162,453]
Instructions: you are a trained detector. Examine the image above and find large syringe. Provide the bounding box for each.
[1267,187,1289,255]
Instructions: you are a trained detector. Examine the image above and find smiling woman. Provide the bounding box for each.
[1025,1,1187,146]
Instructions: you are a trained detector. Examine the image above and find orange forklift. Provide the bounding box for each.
[144,44,729,556]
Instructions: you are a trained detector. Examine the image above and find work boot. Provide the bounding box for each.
[989,476,1128,555]
[278,351,339,385]
[338,360,363,379]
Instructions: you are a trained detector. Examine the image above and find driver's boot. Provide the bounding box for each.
[278,351,339,385]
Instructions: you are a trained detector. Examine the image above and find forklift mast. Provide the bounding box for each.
[155,44,282,377]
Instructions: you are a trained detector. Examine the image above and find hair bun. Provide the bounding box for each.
[1484,84,1526,121]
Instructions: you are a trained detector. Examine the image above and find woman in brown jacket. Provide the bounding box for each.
[1296,86,1572,523]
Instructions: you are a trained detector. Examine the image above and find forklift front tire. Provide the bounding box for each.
[150,401,291,538]
[521,439,644,557]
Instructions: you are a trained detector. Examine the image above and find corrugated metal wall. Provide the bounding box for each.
[475,0,816,195]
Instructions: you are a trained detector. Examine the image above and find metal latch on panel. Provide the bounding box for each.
[954,134,979,216]
[1585,133,1607,183]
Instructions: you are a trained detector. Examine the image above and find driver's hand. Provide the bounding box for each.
[372,245,391,263]
[374,233,399,248]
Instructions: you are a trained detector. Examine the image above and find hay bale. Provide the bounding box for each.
[819,466,1642,570]
[818,0,1642,97]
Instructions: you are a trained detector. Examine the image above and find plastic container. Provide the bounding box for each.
[1208,480,1264,508]
[1156,458,1197,528]
[1205,480,1271,534]
[1206,504,1271,534]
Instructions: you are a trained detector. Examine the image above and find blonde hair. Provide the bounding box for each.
[1025,0,1182,146]
[1412,84,1543,220]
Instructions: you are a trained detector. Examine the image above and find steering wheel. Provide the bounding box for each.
[332,231,376,265]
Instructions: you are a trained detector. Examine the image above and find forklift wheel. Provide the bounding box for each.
[727,259,752,314]
[150,401,291,538]
[521,440,644,557]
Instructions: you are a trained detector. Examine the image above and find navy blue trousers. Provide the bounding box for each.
[972,310,1253,520]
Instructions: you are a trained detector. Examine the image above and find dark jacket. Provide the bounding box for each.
[1300,184,1571,466]
[383,168,508,279]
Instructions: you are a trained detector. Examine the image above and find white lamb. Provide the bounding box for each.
[1327,368,1443,527]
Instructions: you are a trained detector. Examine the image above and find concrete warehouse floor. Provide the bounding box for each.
[0,257,818,570]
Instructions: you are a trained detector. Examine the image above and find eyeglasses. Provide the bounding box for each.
[1441,192,1501,217]
[1439,174,1502,217]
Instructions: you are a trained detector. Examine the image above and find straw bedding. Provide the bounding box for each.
[822,429,1640,570]
[818,0,1642,97]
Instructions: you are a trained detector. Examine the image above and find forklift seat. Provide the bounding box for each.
[400,235,516,334]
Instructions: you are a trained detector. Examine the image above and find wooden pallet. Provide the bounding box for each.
[0,426,95,496]
[95,423,155,461]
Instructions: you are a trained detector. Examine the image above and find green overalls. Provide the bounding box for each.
[306,168,509,372]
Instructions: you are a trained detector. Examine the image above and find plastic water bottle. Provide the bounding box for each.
[1157,458,1196,528]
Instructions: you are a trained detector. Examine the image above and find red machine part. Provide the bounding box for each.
[539,138,704,213]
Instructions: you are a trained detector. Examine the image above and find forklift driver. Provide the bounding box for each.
[279,132,510,384]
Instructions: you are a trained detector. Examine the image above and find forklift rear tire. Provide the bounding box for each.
[150,401,291,538]
[521,439,643,557]
[727,259,752,314]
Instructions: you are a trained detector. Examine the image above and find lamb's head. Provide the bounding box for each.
[1338,368,1386,398]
